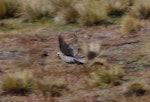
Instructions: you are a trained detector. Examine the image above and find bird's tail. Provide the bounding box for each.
[74,56,86,64]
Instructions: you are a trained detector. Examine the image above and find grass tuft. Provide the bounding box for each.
[0,0,20,19]
[35,77,68,97]
[103,0,130,17]
[19,0,53,22]
[0,70,34,95]
[131,0,150,20]
[126,81,149,96]
[120,15,141,34]
[55,7,79,24]
[75,0,107,26]
[90,66,124,88]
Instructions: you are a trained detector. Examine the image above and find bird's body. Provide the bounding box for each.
[57,34,86,64]
[57,52,86,64]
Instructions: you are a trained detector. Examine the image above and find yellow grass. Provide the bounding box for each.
[89,65,124,88]
[0,0,19,18]
[103,0,130,17]
[0,70,33,94]
[121,15,141,34]
[35,77,68,97]
[75,0,107,26]
[131,0,150,19]
[52,0,79,24]
[19,0,53,21]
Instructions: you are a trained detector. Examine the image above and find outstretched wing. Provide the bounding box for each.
[68,34,78,56]
[58,35,74,56]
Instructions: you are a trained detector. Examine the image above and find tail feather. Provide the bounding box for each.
[74,57,86,64]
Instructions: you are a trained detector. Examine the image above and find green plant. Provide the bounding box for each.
[1,71,34,95]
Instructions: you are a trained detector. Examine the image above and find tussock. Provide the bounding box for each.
[0,70,34,94]
[75,0,107,26]
[121,15,141,34]
[0,0,19,19]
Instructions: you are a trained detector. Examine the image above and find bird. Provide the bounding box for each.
[57,34,86,64]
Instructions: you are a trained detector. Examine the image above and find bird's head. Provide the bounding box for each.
[56,52,62,59]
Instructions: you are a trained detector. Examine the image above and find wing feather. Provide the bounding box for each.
[58,35,74,56]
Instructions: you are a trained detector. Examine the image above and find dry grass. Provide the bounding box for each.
[120,15,141,34]
[75,0,107,26]
[89,65,124,88]
[19,0,53,22]
[0,0,20,19]
[35,77,68,97]
[126,80,149,96]
[0,0,150,27]
[52,0,79,24]
[0,70,34,94]
[130,0,150,20]
[103,0,130,17]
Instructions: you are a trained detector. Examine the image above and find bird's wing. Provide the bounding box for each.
[68,34,78,56]
[58,35,74,56]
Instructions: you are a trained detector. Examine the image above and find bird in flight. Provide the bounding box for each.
[57,34,86,64]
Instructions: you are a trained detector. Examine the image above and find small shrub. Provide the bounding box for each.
[35,77,68,97]
[0,0,20,19]
[1,71,34,95]
[121,15,141,34]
